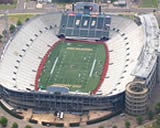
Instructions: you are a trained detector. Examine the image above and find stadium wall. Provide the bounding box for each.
[0,85,124,114]
[157,56,160,85]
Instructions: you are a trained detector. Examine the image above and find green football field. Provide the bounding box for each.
[39,41,106,92]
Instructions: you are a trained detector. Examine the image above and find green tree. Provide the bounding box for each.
[24,125,32,128]
[112,125,117,128]
[136,116,143,125]
[155,103,160,113]
[9,24,16,33]
[125,120,131,128]
[0,116,8,127]
[156,115,160,125]
[98,126,104,128]
[16,20,22,26]
[0,34,3,39]
[111,0,117,3]
[2,29,7,37]
[25,18,30,22]
[147,111,154,120]
[0,34,3,43]
[12,122,18,128]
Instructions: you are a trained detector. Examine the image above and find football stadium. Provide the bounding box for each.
[0,2,160,117]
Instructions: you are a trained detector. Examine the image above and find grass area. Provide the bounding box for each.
[39,41,106,92]
[0,0,17,10]
[118,14,135,20]
[0,4,16,10]
[8,14,35,23]
[144,122,159,128]
[140,0,158,8]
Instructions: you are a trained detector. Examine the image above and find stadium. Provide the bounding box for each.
[0,2,159,116]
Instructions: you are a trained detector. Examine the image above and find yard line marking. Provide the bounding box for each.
[89,59,96,77]
[66,47,93,51]
[50,57,59,75]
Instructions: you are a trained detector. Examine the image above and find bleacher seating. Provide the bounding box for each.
[0,12,151,97]
[97,16,145,95]
[0,13,62,91]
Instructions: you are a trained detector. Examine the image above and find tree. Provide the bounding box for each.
[2,29,7,37]
[9,24,16,33]
[136,116,143,125]
[0,34,3,43]
[24,125,32,128]
[156,115,160,125]
[98,126,104,128]
[147,111,154,120]
[155,103,160,114]
[0,34,3,39]
[125,120,131,128]
[16,20,22,26]
[112,125,117,128]
[25,18,30,22]
[0,116,8,127]
[12,122,18,128]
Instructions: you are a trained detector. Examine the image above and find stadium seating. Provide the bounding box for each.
[0,12,158,97]
[98,16,145,95]
[0,13,61,91]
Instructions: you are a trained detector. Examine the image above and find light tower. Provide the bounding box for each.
[3,10,9,44]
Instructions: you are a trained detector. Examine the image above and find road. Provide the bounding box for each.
[0,6,159,15]
[0,0,159,16]
[0,106,48,128]
[0,105,138,128]
[102,7,159,14]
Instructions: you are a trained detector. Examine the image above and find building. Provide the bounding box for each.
[37,0,52,3]
[0,3,159,116]
[125,81,148,115]
[113,0,126,6]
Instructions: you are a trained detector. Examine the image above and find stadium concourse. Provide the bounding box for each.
[0,2,160,117]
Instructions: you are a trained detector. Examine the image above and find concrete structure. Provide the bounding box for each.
[113,0,126,6]
[37,0,52,3]
[125,81,148,116]
[0,2,159,116]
